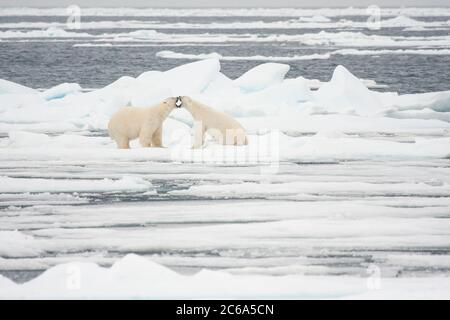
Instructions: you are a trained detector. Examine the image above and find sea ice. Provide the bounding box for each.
[314,65,385,116]
[0,176,154,193]
[0,254,448,299]
[234,63,290,93]
[40,83,82,100]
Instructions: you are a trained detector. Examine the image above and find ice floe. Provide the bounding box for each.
[156,48,450,63]
[0,176,154,194]
[1,59,450,136]
[0,59,449,167]
[0,27,91,38]
[156,50,332,62]
[333,48,450,56]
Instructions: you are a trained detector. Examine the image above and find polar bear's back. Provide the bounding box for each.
[190,100,244,131]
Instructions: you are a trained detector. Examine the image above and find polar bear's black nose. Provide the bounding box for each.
[175,96,183,108]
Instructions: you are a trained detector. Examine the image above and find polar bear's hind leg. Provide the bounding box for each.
[226,129,247,146]
[192,122,206,149]
[237,131,248,146]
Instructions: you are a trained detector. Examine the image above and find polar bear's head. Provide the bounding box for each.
[175,96,183,108]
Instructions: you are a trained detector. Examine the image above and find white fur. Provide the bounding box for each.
[181,96,248,148]
[108,97,177,149]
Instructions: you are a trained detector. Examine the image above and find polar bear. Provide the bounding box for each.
[108,97,179,149]
[180,96,248,149]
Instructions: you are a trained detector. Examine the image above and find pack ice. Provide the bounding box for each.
[0,59,450,299]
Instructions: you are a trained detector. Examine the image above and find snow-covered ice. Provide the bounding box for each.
[234,63,290,93]
[156,50,332,62]
[0,58,449,299]
[1,254,449,299]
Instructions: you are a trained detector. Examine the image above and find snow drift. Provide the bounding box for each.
[0,254,449,299]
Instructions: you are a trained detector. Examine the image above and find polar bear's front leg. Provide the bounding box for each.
[116,137,130,149]
[139,125,156,148]
[192,121,205,149]
[151,126,163,148]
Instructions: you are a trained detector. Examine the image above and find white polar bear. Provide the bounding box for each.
[181,96,248,149]
[108,97,179,149]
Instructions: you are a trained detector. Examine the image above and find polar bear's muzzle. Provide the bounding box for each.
[175,96,183,108]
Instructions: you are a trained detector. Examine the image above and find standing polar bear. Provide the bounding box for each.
[108,97,180,149]
[181,96,248,149]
